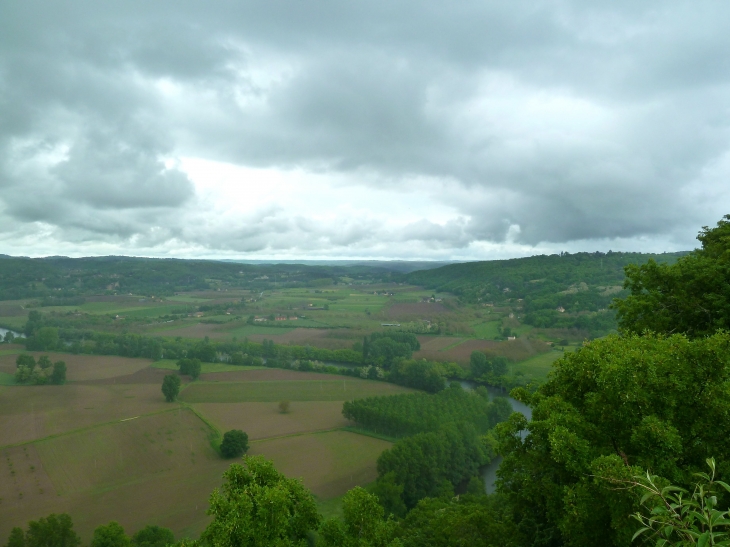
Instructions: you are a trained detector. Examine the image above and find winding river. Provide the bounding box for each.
[459,381,532,494]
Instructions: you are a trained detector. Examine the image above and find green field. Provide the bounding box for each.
[513,350,564,379]
[471,320,501,339]
[151,360,266,373]
[0,371,16,385]
[180,379,414,403]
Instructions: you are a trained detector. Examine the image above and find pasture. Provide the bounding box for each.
[192,401,348,440]
[0,353,152,382]
[180,378,414,403]
[0,355,405,542]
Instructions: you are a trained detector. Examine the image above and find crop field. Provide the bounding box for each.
[0,359,406,541]
[0,384,170,446]
[194,369,349,382]
[151,360,265,373]
[385,302,448,318]
[180,379,414,403]
[413,336,553,365]
[192,401,348,440]
[0,353,153,382]
[0,408,230,542]
[514,349,565,379]
[248,431,392,498]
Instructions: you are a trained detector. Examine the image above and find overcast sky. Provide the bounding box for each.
[1,1,728,260]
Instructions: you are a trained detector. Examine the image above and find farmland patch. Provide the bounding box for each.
[0,384,169,446]
[0,353,152,382]
[180,379,414,403]
[192,401,348,440]
[249,431,391,498]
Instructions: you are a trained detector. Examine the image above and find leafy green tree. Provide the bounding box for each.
[220,429,249,458]
[4,331,15,344]
[371,472,407,518]
[34,327,59,351]
[397,495,521,547]
[14,365,33,384]
[470,351,489,377]
[130,525,174,547]
[177,358,201,380]
[614,215,730,338]
[50,361,67,385]
[631,457,730,546]
[201,455,320,546]
[16,354,36,370]
[4,528,25,547]
[496,331,730,547]
[25,513,81,547]
[37,355,52,371]
[90,522,130,547]
[319,487,400,547]
[161,374,181,402]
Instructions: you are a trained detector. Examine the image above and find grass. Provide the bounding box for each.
[151,359,266,373]
[0,371,16,385]
[248,430,392,498]
[191,401,348,441]
[471,320,501,339]
[180,379,414,403]
[513,350,564,379]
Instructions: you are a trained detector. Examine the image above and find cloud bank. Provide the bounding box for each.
[1,1,729,259]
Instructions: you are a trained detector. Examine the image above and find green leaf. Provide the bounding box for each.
[632,527,652,541]
[698,531,710,547]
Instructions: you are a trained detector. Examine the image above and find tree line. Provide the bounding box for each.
[343,384,511,438]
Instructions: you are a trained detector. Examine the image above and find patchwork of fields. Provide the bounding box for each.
[0,353,405,542]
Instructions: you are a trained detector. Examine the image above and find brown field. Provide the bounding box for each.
[194,401,348,440]
[247,328,330,344]
[385,302,448,318]
[249,431,392,498]
[0,353,152,382]
[199,369,349,382]
[0,305,25,316]
[418,336,464,351]
[78,366,192,385]
[0,384,169,446]
[0,408,230,542]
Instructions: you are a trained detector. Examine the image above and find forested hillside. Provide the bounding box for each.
[0,256,397,300]
[405,251,687,333]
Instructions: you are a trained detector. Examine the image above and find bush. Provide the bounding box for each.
[220,429,249,458]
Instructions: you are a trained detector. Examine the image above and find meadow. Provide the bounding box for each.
[0,353,402,542]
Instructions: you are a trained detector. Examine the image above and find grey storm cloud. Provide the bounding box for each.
[1,0,730,258]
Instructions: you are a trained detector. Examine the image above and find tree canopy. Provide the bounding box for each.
[220,430,249,459]
[496,331,730,547]
[614,214,730,337]
[161,374,181,402]
[201,455,320,546]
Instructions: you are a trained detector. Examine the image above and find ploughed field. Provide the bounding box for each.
[0,354,411,542]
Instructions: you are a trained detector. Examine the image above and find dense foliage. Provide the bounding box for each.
[406,251,684,334]
[363,331,421,368]
[202,455,320,546]
[496,331,730,547]
[614,215,730,338]
[14,354,66,385]
[161,374,180,402]
[377,422,490,509]
[343,385,511,437]
[220,430,249,459]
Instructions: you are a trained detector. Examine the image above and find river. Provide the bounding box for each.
[459,381,532,494]
[0,327,24,340]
